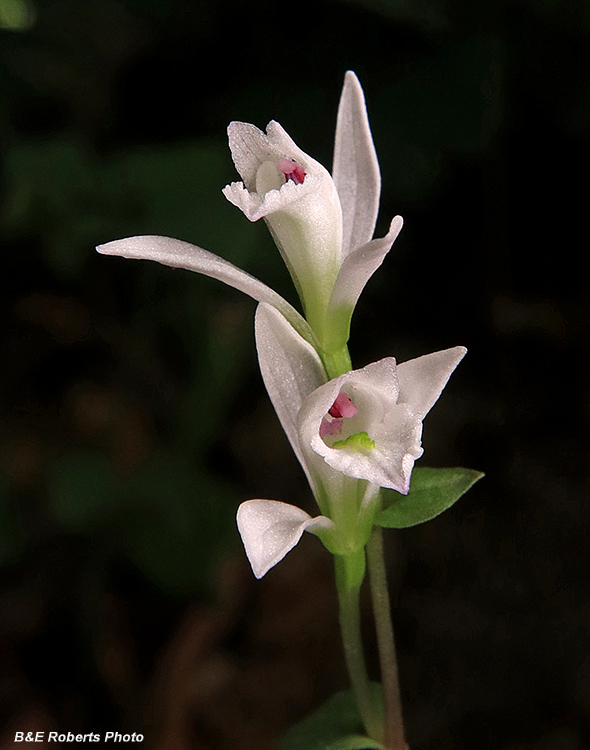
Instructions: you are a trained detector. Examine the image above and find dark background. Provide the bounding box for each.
[0,0,588,748]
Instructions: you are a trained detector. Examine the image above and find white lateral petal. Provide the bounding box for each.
[255,303,327,490]
[237,499,333,579]
[397,346,467,419]
[326,216,403,347]
[333,71,381,258]
[96,235,316,347]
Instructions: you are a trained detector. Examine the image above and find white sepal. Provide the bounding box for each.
[96,235,317,348]
[237,499,334,579]
[255,303,327,491]
[333,70,382,259]
[397,346,467,418]
[325,216,403,350]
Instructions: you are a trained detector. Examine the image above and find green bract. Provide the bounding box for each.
[377,466,485,528]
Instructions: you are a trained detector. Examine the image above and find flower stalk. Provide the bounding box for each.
[334,550,382,743]
[367,521,407,750]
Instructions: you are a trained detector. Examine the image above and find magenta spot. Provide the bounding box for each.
[279,158,306,185]
[328,391,358,419]
[320,417,343,438]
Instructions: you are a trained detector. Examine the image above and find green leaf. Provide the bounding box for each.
[278,684,386,750]
[376,467,484,529]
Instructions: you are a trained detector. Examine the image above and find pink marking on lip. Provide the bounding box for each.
[279,158,306,185]
[320,417,343,438]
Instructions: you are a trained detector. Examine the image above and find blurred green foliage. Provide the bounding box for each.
[0,137,264,278]
[0,129,268,594]
[0,0,36,30]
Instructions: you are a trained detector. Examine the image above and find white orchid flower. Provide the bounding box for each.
[96,71,402,373]
[236,303,466,578]
[222,119,342,345]
[222,72,403,356]
[298,346,467,494]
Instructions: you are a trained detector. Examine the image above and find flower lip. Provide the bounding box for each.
[224,158,324,224]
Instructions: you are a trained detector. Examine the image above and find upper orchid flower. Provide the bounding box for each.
[222,120,343,345]
[96,71,402,376]
[237,303,466,578]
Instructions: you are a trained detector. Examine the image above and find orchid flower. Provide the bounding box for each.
[96,71,403,376]
[237,303,466,578]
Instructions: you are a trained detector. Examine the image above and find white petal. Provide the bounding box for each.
[333,71,381,258]
[255,303,327,490]
[325,216,403,349]
[397,346,467,418]
[96,235,317,347]
[236,499,333,579]
[359,403,423,493]
[223,121,332,220]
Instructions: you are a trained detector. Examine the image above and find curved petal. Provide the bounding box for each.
[295,350,467,493]
[333,71,381,258]
[96,235,318,348]
[255,303,327,491]
[236,499,333,579]
[397,346,467,418]
[325,216,403,350]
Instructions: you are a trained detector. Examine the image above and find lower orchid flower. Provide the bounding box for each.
[236,303,466,579]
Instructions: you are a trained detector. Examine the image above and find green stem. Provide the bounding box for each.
[322,344,353,379]
[366,525,407,750]
[334,552,382,742]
